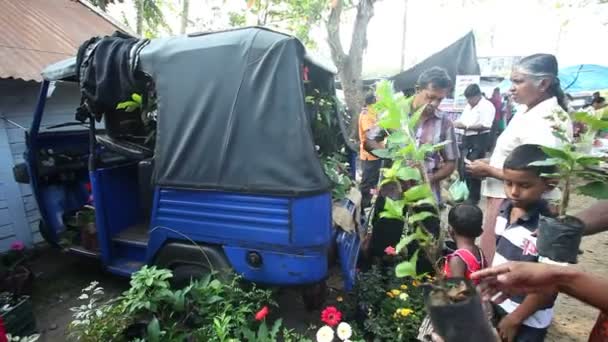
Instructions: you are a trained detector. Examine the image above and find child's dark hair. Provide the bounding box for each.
[448,204,483,238]
[503,144,556,176]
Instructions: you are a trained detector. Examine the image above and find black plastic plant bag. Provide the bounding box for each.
[426,278,495,342]
[537,216,584,264]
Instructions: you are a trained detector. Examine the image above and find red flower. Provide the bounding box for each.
[255,306,269,321]
[321,306,342,327]
[384,246,397,256]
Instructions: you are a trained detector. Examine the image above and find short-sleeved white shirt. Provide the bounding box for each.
[455,97,496,136]
[482,97,573,199]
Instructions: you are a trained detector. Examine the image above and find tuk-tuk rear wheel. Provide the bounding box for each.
[170,264,211,289]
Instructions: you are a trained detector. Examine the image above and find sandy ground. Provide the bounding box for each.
[22,194,606,341]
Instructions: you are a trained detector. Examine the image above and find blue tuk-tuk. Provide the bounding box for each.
[14,27,360,294]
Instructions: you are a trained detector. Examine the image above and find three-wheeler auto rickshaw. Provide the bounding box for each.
[14,27,360,296]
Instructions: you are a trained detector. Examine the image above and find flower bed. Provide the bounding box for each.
[332,264,427,341]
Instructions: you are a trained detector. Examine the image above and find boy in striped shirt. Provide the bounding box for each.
[492,144,557,342]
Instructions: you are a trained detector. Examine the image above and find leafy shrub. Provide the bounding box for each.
[69,266,275,341]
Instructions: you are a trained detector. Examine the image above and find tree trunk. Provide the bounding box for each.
[180,0,190,34]
[399,0,409,71]
[136,0,144,36]
[327,0,376,138]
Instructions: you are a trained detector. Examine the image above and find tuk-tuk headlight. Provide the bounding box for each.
[246,251,262,268]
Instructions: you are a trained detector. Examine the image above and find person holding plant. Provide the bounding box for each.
[466,54,573,264]
[489,144,560,342]
[472,261,608,342]
[359,92,382,209]
[365,67,458,262]
[365,67,459,206]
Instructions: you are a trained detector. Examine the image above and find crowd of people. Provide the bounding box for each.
[357,53,608,342]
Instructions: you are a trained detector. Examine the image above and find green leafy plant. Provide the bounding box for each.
[116,93,143,113]
[537,109,608,216]
[370,80,446,277]
[322,153,354,200]
[69,266,276,341]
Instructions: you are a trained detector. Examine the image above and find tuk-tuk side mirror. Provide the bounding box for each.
[13,162,30,184]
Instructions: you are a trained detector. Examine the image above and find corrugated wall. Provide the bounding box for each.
[0,79,80,251]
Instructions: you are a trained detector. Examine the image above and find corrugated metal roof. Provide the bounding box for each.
[0,0,127,82]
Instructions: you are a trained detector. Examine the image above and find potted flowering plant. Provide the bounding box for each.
[371,81,495,341]
[0,242,33,296]
[535,110,608,264]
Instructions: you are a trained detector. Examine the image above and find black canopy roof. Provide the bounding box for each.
[390,31,480,93]
[138,27,333,195]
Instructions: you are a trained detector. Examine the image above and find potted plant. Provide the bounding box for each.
[371,80,494,341]
[0,242,33,296]
[534,109,608,264]
[0,292,36,337]
[76,206,97,251]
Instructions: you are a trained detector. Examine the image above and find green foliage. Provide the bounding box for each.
[542,110,608,216]
[244,0,327,48]
[371,80,444,277]
[307,89,345,156]
[322,153,354,200]
[69,267,276,341]
[116,93,143,112]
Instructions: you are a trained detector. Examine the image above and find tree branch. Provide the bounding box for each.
[326,0,347,69]
[348,0,376,81]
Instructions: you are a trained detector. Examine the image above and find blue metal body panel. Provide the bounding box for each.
[25,82,360,288]
[89,164,140,265]
[336,230,360,291]
[147,189,332,285]
[26,81,91,244]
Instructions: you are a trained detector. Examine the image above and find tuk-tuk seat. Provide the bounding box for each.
[96,134,153,160]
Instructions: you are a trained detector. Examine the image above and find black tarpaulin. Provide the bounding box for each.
[138,27,332,195]
[390,32,480,93]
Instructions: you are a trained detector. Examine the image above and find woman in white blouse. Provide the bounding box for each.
[466,54,573,263]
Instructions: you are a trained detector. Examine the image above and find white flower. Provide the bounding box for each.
[336,322,352,340]
[316,325,335,342]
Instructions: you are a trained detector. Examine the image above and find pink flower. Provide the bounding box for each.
[255,306,269,321]
[321,306,342,327]
[384,246,397,256]
[10,241,25,251]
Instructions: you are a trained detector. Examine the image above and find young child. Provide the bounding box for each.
[418,204,487,341]
[444,204,487,282]
[492,144,558,342]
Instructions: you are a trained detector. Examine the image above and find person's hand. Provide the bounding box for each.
[471,262,562,302]
[497,314,521,342]
[466,159,491,178]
